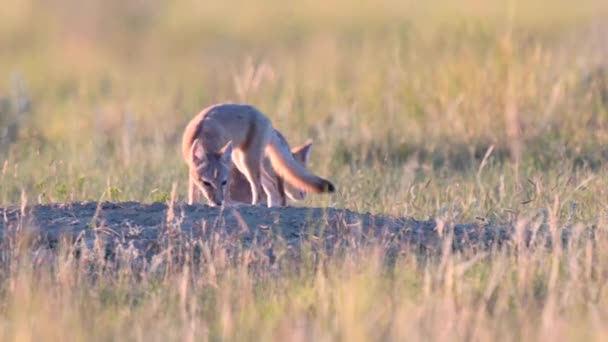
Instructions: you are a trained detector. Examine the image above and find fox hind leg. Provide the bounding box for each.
[261,168,279,207]
[260,164,286,207]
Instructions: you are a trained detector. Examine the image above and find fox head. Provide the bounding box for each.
[189,139,233,206]
[283,140,313,201]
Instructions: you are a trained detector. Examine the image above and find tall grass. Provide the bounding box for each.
[0,0,607,214]
[1,0,608,340]
[1,199,608,341]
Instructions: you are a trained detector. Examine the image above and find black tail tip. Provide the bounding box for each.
[324,181,335,193]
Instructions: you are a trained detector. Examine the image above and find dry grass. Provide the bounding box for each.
[1,0,608,340]
[1,203,608,341]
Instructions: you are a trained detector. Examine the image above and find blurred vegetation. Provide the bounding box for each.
[1,0,608,219]
[2,1,608,341]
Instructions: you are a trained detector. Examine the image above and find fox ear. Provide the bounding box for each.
[220,141,233,163]
[291,139,313,164]
[190,139,204,164]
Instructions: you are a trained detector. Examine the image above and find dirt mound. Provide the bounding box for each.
[0,202,508,256]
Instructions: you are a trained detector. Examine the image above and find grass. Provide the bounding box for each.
[1,0,608,340]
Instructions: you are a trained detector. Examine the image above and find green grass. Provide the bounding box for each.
[2,0,608,340]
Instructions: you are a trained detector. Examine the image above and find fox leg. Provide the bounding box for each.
[245,121,276,205]
[260,166,284,207]
[232,118,273,206]
[241,155,263,205]
[262,185,282,207]
[232,149,262,206]
[275,177,287,206]
[261,169,278,207]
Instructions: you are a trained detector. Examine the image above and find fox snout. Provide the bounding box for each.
[203,188,225,207]
[201,191,224,207]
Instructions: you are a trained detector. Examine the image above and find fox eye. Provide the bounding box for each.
[202,180,212,187]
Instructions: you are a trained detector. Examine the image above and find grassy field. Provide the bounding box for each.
[2,0,608,340]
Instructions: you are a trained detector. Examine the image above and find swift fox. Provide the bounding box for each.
[226,130,313,206]
[182,103,335,206]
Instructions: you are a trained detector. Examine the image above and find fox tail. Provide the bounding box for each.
[265,134,335,194]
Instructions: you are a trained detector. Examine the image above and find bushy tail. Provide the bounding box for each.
[265,135,335,194]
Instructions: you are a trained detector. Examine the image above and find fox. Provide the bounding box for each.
[182,103,335,206]
[226,130,313,206]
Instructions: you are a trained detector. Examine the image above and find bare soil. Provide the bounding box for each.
[0,202,512,258]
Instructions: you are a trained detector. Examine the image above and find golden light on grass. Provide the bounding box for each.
[1,0,608,340]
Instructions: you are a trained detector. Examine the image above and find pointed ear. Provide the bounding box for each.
[291,139,313,164]
[190,138,204,164]
[220,141,233,163]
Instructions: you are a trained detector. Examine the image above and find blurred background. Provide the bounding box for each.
[1,0,608,218]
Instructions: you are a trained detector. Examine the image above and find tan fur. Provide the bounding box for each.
[182,103,335,206]
[266,141,334,193]
[227,130,313,206]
